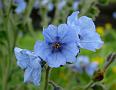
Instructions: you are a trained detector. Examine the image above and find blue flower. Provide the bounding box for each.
[70,56,98,76]
[14,0,26,14]
[58,0,67,10]
[34,0,39,9]
[34,24,79,68]
[72,0,80,10]
[67,11,104,51]
[14,47,41,85]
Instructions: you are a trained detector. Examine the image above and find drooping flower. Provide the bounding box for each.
[67,11,104,51]
[14,47,41,85]
[70,56,98,76]
[14,0,26,14]
[34,24,79,68]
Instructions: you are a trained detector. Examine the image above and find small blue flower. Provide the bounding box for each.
[48,2,54,11]
[14,0,26,14]
[0,0,3,9]
[70,56,98,76]
[34,0,39,9]
[14,47,41,85]
[58,0,67,10]
[72,0,80,10]
[67,11,104,51]
[34,24,79,68]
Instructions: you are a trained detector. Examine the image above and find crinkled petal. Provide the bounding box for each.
[78,16,96,31]
[29,56,41,69]
[32,68,41,86]
[14,47,30,69]
[79,30,104,51]
[34,41,51,60]
[43,24,57,43]
[46,52,66,68]
[24,67,33,83]
[62,43,79,63]
[58,24,78,43]
[24,67,41,86]
[67,11,79,27]
[86,62,98,76]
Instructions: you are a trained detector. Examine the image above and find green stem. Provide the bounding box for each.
[84,81,94,90]
[44,66,51,90]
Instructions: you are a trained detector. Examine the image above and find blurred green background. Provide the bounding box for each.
[0,0,116,90]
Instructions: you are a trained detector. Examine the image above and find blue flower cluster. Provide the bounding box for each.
[69,56,98,76]
[14,11,103,85]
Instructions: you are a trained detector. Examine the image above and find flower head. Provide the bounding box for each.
[14,0,26,14]
[14,47,41,85]
[34,24,79,68]
[70,56,98,76]
[67,11,104,51]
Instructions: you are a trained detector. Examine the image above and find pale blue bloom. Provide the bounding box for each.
[48,2,54,11]
[34,0,39,9]
[0,0,3,9]
[67,11,104,51]
[58,0,66,10]
[14,47,41,85]
[14,0,26,14]
[34,24,79,68]
[112,12,116,19]
[41,0,49,6]
[70,56,98,76]
[73,0,80,10]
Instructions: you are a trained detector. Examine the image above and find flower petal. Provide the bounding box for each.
[24,67,33,83]
[32,68,41,86]
[86,62,98,76]
[58,24,78,43]
[43,24,57,43]
[46,52,66,68]
[14,47,30,69]
[79,30,104,51]
[78,16,96,31]
[62,43,79,63]
[67,11,79,26]
[15,1,26,14]
[34,41,51,60]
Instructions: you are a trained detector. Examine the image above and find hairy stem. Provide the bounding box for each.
[44,66,51,90]
[84,81,94,90]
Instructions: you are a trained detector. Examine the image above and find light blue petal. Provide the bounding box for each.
[67,11,79,27]
[58,24,78,43]
[14,47,30,69]
[78,16,96,31]
[24,67,33,83]
[24,67,41,85]
[43,24,57,43]
[32,68,41,86]
[29,55,41,69]
[34,41,51,61]
[86,62,98,76]
[62,43,79,63]
[46,52,66,68]
[58,0,66,10]
[15,1,26,14]
[79,30,104,51]
[76,56,90,69]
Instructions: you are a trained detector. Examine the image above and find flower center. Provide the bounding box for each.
[52,42,61,49]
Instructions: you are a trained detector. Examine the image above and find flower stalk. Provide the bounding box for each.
[44,66,51,90]
[84,81,94,90]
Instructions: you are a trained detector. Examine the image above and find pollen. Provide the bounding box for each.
[53,43,61,49]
